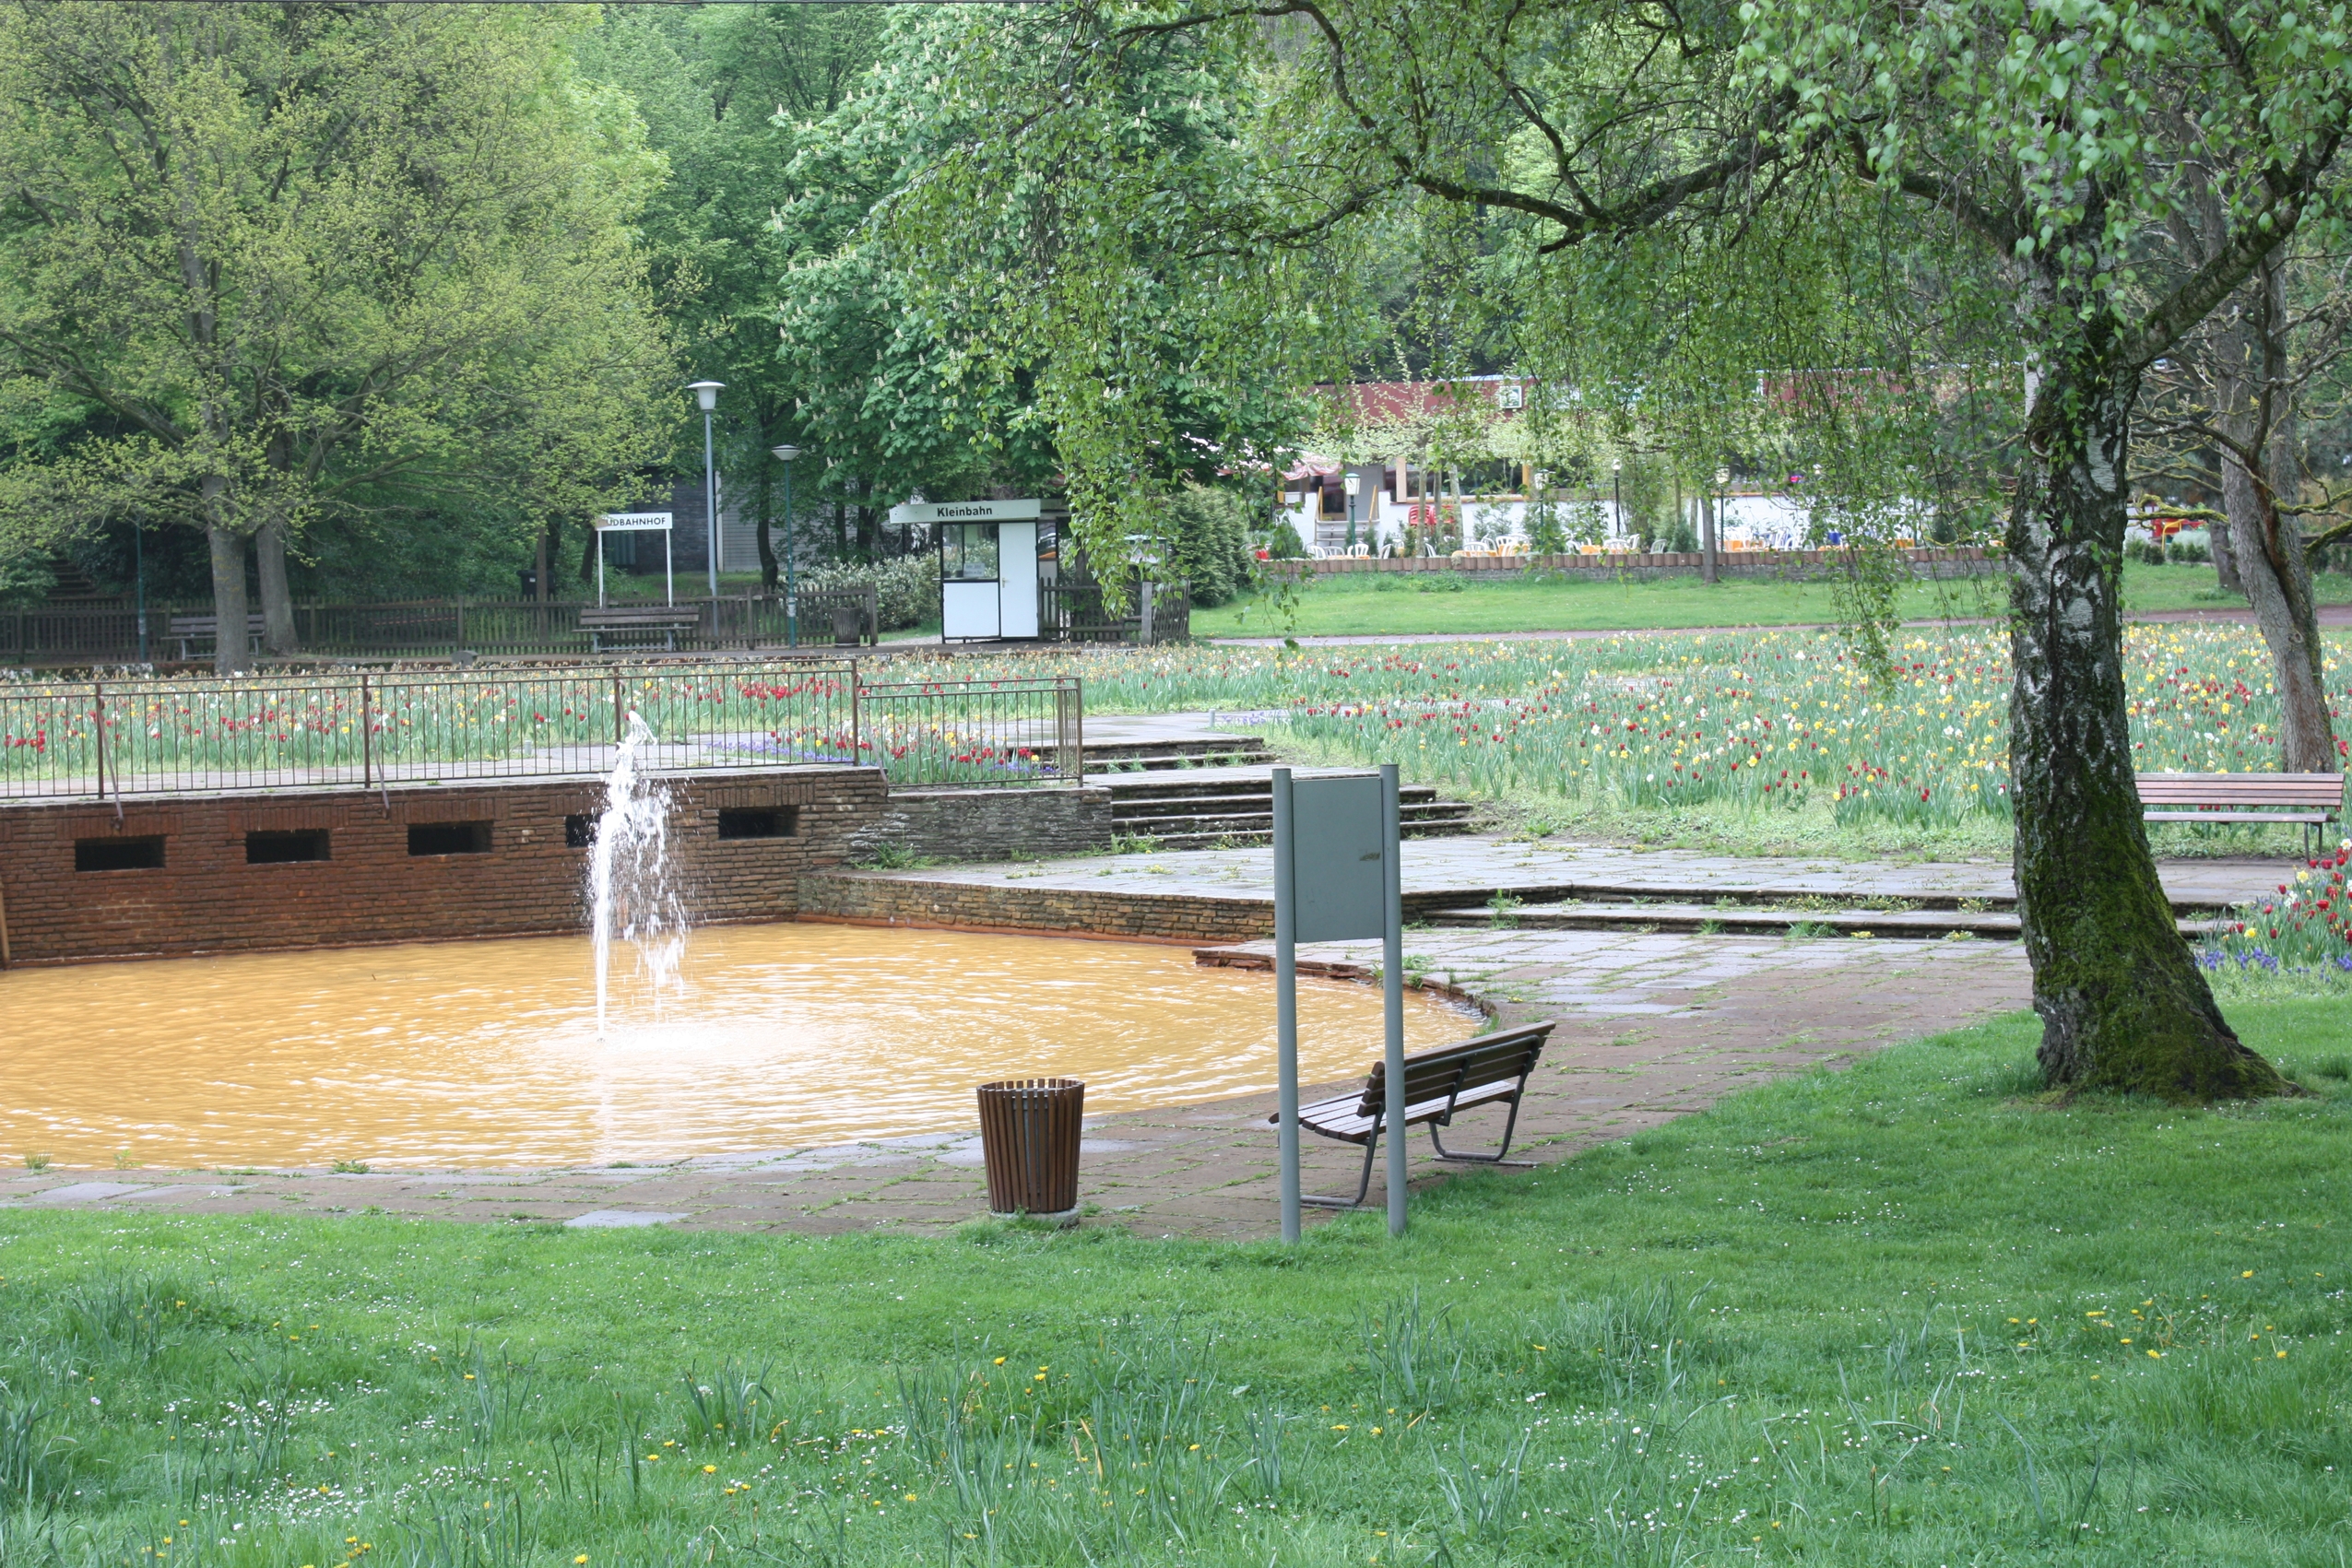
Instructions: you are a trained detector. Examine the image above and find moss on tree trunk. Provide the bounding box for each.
[2007,357,2285,1102]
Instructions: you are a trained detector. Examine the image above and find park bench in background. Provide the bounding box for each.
[1271,1020,1556,1208]
[2136,772,2345,855]
[167,612,266,662]
[579,603,703,654]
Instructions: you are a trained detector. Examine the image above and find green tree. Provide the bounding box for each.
[860,6,1335,598]
[941,0,2351,1100]
[573,4,896,588]
[0,1,674,668]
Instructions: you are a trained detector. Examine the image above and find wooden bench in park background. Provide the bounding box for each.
[2137,772,2345,855]
[579,603,704,654]
[167,612,266,662]
[1271,1020,1555,1208]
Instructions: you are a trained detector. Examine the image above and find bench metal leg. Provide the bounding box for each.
[1427,1094,1534,1168]
[1300,1131,1382,1208]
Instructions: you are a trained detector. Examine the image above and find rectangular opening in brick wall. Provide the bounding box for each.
[565,814,597,848]
[716,807,798,840]
[246,830,330,865]
[75,836,167,872]
[408,820,492,856]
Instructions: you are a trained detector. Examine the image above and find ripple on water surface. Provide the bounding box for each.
[0,924,1471,1168]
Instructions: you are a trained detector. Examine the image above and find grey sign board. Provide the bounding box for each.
[1287,774,1387,942]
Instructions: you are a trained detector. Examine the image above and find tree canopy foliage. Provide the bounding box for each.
[870,0,2351,1100]
[0,1,676,660]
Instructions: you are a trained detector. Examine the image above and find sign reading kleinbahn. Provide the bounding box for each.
[886,498,1043,526]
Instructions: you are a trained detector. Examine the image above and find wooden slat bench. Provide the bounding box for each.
[1269,1020,1555,1208]
[167,612,266,661]
[2137,772,2345,855]
[580,604,703,653]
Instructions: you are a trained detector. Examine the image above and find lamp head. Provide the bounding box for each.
[771,444,801,463]
[1342,471,1361,497]
[687,380,725,412]
[1612,458,1623,472]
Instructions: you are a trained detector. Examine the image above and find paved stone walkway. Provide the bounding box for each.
[819,831,2287,914]
[3,922,2032,1240]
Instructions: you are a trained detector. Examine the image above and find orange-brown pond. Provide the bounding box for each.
[0,924,1471,1169]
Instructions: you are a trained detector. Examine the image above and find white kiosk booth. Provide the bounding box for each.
[892,498,1047,642]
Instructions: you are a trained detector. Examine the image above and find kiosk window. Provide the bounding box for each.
[941,523,999,581]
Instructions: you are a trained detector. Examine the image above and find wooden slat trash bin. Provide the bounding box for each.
[975,1077,1085,1222]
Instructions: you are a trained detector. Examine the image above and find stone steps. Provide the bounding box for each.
[1084,738,1276,771]
[1099,766,1478,851]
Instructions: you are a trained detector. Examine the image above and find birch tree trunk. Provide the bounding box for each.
[2008,347,2284,1098]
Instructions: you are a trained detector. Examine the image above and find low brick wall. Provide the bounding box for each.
[0,766,888,965]
[848,785,1115,863]
[1269,546,1999,583]
[798,870,1273,944]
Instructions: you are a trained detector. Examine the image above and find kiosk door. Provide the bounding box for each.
[997,521,1039,638]
[940,523,1001,640]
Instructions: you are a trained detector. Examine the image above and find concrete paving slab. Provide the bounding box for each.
[563,1209,690,1229]
[30,1182,148,1204]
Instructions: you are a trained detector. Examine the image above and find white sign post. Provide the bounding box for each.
[592,513,675,607]
[1271,763,1407,1240]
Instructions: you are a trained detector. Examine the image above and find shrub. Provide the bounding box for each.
[1166,484,1257,605]
[797,553,939,631]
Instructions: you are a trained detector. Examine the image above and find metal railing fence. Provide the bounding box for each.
[0,661,1084,800]
[852,676,1084,789]
[0,667,1081,808]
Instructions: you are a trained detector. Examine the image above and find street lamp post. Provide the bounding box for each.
[1343,469,1361,553]
[132,519,147,662]
[771,444,801,648]
[1612,458,1624,547]
[688,381,725,598]
[1709,466,1730,583]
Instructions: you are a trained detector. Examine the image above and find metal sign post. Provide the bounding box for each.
[1379,762,1405,1237]
[1271,765,1407,1240]
[592,513,676,607]
[1273,769,1301,1244]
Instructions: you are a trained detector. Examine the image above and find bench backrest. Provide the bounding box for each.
[580,606,703,626]
[167,613,265,633]
[1351,1020,1555,1118]
[2135,772,2344,808]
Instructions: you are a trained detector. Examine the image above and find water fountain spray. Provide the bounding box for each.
[589,712,689,1035]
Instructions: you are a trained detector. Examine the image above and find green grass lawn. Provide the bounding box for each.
[6,999,2346,1567]
[1191,561,2352,639]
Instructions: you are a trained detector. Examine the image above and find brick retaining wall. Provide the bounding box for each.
[798,870,1275,944]
[794,869,1504,942]
[849,785,1114,863]
[0,766,888,965]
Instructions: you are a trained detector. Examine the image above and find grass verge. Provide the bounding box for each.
[2,1004,2346,1566]
[1193,561,2352,639]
